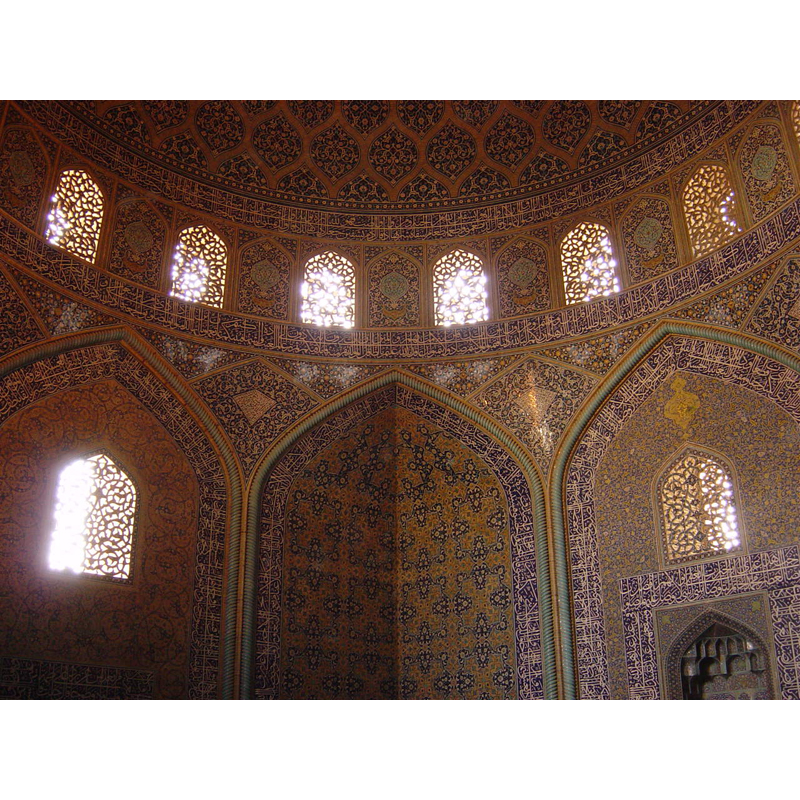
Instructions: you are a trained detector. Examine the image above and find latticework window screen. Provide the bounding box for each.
[560,222,620,304]
[49,453,137,581]
[682,165,741,258]
[300,251,356,328]
[170,225,228,308]
[658,447,741,565]
[45,169,104,263]
[433,249,489,326]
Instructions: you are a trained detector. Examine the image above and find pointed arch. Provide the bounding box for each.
[550,320,800,698]
[45,168,105,264]
[654,443,745,566]
[0,326,242,698]
[664,608,775,699]
[242,369,553,699]
[559,220,620,304]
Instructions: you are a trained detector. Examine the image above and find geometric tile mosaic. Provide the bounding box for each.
[0,267,43,357]
[20,100,756,242]
[512,385,557,424]
[265,357,385,400]
[137,328,250,380]
[537,322,653,376]
[0,343,227,699]
[13,269,116,335]
[258,384,543,700]
[747,255,800,353]
[674,260,780,330]
[233,388,276,425]
[3,195,800,360]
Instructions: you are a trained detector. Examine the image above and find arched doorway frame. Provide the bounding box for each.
[242,369,554,699]
[0,325,243,698]
[550,319,800,698]
[663,608,776,700]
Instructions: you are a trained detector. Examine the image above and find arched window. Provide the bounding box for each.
[432,248,489,326]
[49,453,137,581]
[560,222,621,304]
[300,251,356,328]
[657,446,742,565]
[682,164,741,258]
[45,169,104,263]
[170,225,228,308]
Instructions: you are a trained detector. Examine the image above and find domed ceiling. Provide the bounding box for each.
[60,100,710,209]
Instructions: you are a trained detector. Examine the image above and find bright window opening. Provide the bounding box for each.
[683,164,741,258]
[45,169,104,263]
[170,225,227,308]
[300,251,356,328]
[560,222,620,304]
[49,453,137,581]
[658,448,741,565]
[433,249,489,326]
